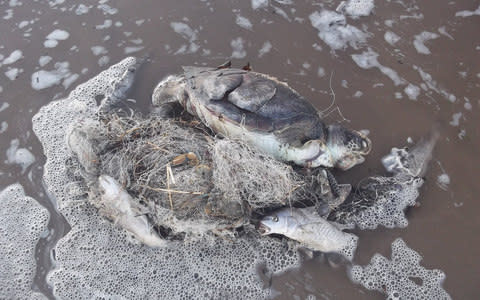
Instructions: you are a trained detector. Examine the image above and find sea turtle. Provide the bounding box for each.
[152,63,371,170]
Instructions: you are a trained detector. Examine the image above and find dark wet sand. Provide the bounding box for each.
[0,0,479,298]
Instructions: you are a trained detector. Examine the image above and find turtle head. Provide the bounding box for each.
[326,124,371,170]
[152,75,187,106]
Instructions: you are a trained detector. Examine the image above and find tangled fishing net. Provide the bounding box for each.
[66,110,326,239]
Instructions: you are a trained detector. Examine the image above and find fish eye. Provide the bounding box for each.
[272,215,278,222]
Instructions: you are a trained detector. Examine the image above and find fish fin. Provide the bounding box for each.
[328,221,355,231]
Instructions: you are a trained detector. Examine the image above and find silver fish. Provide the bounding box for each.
[98,175,166,248]
[259,207,358,260]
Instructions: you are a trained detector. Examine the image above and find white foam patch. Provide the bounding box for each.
[18,20,29,29]
[62,73,79,89]
[95,19,112,29]
[98,55,110,66]
[317,66,326,77]
[449,112,462,126]
[231,37,247,58]
[309,10,367,50]
[5,139,36,173]
[97,3,118,15]
[3,9,13,20]
[351,49,405,86]
[438,26,454,40]
[44,29,70,49]
[236,14,253,30]
[38,55,52,67]
[251,0,268,10]
[33,58,302,299]
[91,46,107,56]
[341,0,374,18]
[437,173,450,191]
[258,41,272,57]
[5,68,21,80]
[2,49,23,65]
[48,0,64,8]
[124,46,144,54]
[384,31,400,46]
[350,238,451,299]
[404,83,420,100]
[0,102,9,112]
[455,5,480,17]
[345,176,423,229]
[413,31,439,55]
[9,0,22,7]
[31,62,71,90]
[170,22,199,54]
[75,4,90,15]
[413,65,456,102]
[353,90,363,98]
[0,121,7,134]
[0,184,49,299]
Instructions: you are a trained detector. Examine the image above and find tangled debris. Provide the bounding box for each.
[67,111,348,240]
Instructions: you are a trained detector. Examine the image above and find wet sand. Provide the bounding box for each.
[0,0,479,298]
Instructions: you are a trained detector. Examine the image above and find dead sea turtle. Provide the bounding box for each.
[152,63,371,170]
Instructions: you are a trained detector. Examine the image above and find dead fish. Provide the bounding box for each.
[258,207,358,260]
[98,175,166,248]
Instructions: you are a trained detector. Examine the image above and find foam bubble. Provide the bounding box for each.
[350,238,451,299]
[0,184,49,299]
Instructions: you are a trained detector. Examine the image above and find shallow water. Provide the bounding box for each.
[0,0,479,298]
